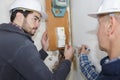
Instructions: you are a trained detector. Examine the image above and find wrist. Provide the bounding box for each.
[80,52,88,55]
[65,57,73,62]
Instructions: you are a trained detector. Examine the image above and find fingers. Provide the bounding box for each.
[42,31,48,41]
[63,44,90,61]
[64,45,74,61]
[78,44,90,54]
[41,31,49,51]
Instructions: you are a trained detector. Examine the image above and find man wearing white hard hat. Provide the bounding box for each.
[79,0,120,80]
[0,0,74,80]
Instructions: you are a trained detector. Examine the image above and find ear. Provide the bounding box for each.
[16,12,24,20]
[107,16,116,36]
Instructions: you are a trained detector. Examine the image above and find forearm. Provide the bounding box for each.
[53,60,71,80]
[15,45,71,80]
[79,54,99,80]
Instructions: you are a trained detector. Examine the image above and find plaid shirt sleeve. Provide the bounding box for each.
[79,54,99,80]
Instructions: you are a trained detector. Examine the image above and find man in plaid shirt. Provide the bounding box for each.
[79,0,120,79]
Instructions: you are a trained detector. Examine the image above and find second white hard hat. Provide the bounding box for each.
[9,0,48,19]
[88,0,120,18]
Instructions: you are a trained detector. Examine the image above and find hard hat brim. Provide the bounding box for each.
[88,10,120,18]
[9,7,48,19]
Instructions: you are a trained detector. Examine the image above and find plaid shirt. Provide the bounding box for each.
[79,54,99,80]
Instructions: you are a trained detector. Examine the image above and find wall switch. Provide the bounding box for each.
[56,27,66,47]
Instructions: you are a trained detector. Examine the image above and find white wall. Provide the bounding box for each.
[0,0,14,23]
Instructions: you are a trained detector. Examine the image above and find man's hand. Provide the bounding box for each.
[78,44,90,54]
[64,45,74,61]
[41,31,49,51]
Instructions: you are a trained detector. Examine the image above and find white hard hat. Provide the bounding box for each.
[88,0,120,18]
[9,0,48,19]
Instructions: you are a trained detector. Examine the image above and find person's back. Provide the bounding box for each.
[96,56,120,80]
[0,23,31,80]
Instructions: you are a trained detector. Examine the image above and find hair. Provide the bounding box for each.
[10,9,33,22]
[98,12,120,23]
[113,13,120,22]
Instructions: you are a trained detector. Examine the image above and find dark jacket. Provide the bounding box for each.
[97,56,120,80]
[0,23,71,80]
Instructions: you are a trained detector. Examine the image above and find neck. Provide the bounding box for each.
[11,22,22,29]
[109,53,120,60]
[12,19,23,29]
[109,42,120,60]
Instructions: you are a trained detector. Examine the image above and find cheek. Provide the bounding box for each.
[27,19,34,26]
[97,26,101,37]
[25,16,34,26]
[97,26,103,41]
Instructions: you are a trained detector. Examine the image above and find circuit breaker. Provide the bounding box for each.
[56,27,66,48]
